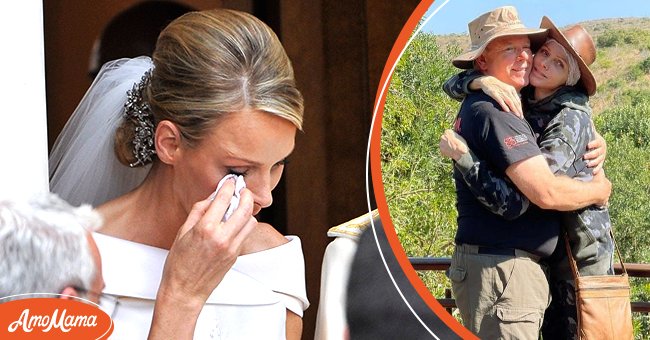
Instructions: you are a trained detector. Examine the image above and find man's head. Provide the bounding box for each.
[476,35,534,91]
[453,6,548,91]
[0,194,103,303]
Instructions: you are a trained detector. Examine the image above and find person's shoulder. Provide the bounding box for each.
[462,93,524,129]
[554,105,591,121]
[463,92,506,117]
[551,102,592,130]
[554,86,589,105]
[241,222,289,255]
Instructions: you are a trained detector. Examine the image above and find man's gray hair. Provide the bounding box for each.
[0,193,102,301]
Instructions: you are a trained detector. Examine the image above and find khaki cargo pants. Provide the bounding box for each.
[449,244,551,340]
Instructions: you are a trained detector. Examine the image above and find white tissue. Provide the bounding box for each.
[208,174,246,221]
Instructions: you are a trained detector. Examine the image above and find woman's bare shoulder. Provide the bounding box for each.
[241,222,289,255]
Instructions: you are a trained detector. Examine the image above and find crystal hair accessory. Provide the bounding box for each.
[124,69,156,167]
[50,57,154,207]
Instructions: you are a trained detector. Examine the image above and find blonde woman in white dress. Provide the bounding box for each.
[50,9,308,339]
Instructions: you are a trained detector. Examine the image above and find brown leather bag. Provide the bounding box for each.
[565,230,634,340]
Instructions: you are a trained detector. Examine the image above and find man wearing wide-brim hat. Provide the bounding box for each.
[444,6,612,339]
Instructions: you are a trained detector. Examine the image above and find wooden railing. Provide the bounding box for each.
[409,257,650,313]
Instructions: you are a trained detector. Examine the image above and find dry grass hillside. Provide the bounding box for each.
[435,17,650,114]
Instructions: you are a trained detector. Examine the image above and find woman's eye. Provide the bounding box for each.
[272,158,289,169]
[227,169,248,177]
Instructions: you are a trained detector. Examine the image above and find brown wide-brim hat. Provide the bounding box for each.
[453,6,548,69]
[540,16,597,96]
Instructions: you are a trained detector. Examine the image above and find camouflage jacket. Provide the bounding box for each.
[443,72,612,261]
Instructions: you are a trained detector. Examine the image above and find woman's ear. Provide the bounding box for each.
[155,120,182,165]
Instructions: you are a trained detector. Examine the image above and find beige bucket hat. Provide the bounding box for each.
[540,16,597,96]
[453,6,548,69]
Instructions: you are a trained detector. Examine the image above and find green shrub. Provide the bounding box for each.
[594,96,650,338]
[381,33,461,296]
[598,29,650,48]
[640,57,650,73]
[603,78,623,90]
[625,57,650,81]
[596,100,650,148]
[631,279,650,337]
[596,50,613,69]
[598,30,624,48]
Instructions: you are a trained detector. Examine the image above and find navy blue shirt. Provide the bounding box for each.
[453,92,560,257]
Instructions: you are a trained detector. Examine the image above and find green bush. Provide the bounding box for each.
[625,57,650,81]
[631,278,650,337]
[590,97,650,338]
[640,57,650,73]
[598,29,650,48]
[380,32,461,295]
[594,100,650,263]
[598,30,624,48]
[596,50,613,69]
[596,100,650,148]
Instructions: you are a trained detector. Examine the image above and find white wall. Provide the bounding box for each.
[0,1,49,199]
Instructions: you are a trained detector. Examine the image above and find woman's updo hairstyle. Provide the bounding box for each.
[115,9,304,167]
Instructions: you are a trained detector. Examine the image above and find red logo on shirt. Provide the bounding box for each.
[504,134,529,149]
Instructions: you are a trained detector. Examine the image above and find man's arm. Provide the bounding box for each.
[445,106,597,217]
[508,107,608,210]
[505,155,610,210]
[442,108,606,215]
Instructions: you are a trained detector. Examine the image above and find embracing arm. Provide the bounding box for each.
[148,181,257,340]
[442,69,523,117]
[442,69,484,102]
[505,154,610,210]
[441,106,610,214]
[585,128,607,174]
[440,129,530,219]
[515,107,609,210]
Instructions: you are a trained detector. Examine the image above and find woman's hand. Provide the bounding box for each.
[585,130,607,174]
[149,179,257,339]
[439,129,469,161]
[591,170,611,208]
[470,76,523,118]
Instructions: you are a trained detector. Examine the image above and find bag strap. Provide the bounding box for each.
[564,227,626,279]
[610,227,627,274]
[564,233,581,278]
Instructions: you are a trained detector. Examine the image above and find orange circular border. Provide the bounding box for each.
[368,1,478,338]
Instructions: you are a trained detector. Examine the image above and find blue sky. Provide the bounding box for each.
[423,0,650,35]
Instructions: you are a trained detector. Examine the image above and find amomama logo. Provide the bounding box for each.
[0,296,113,339]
